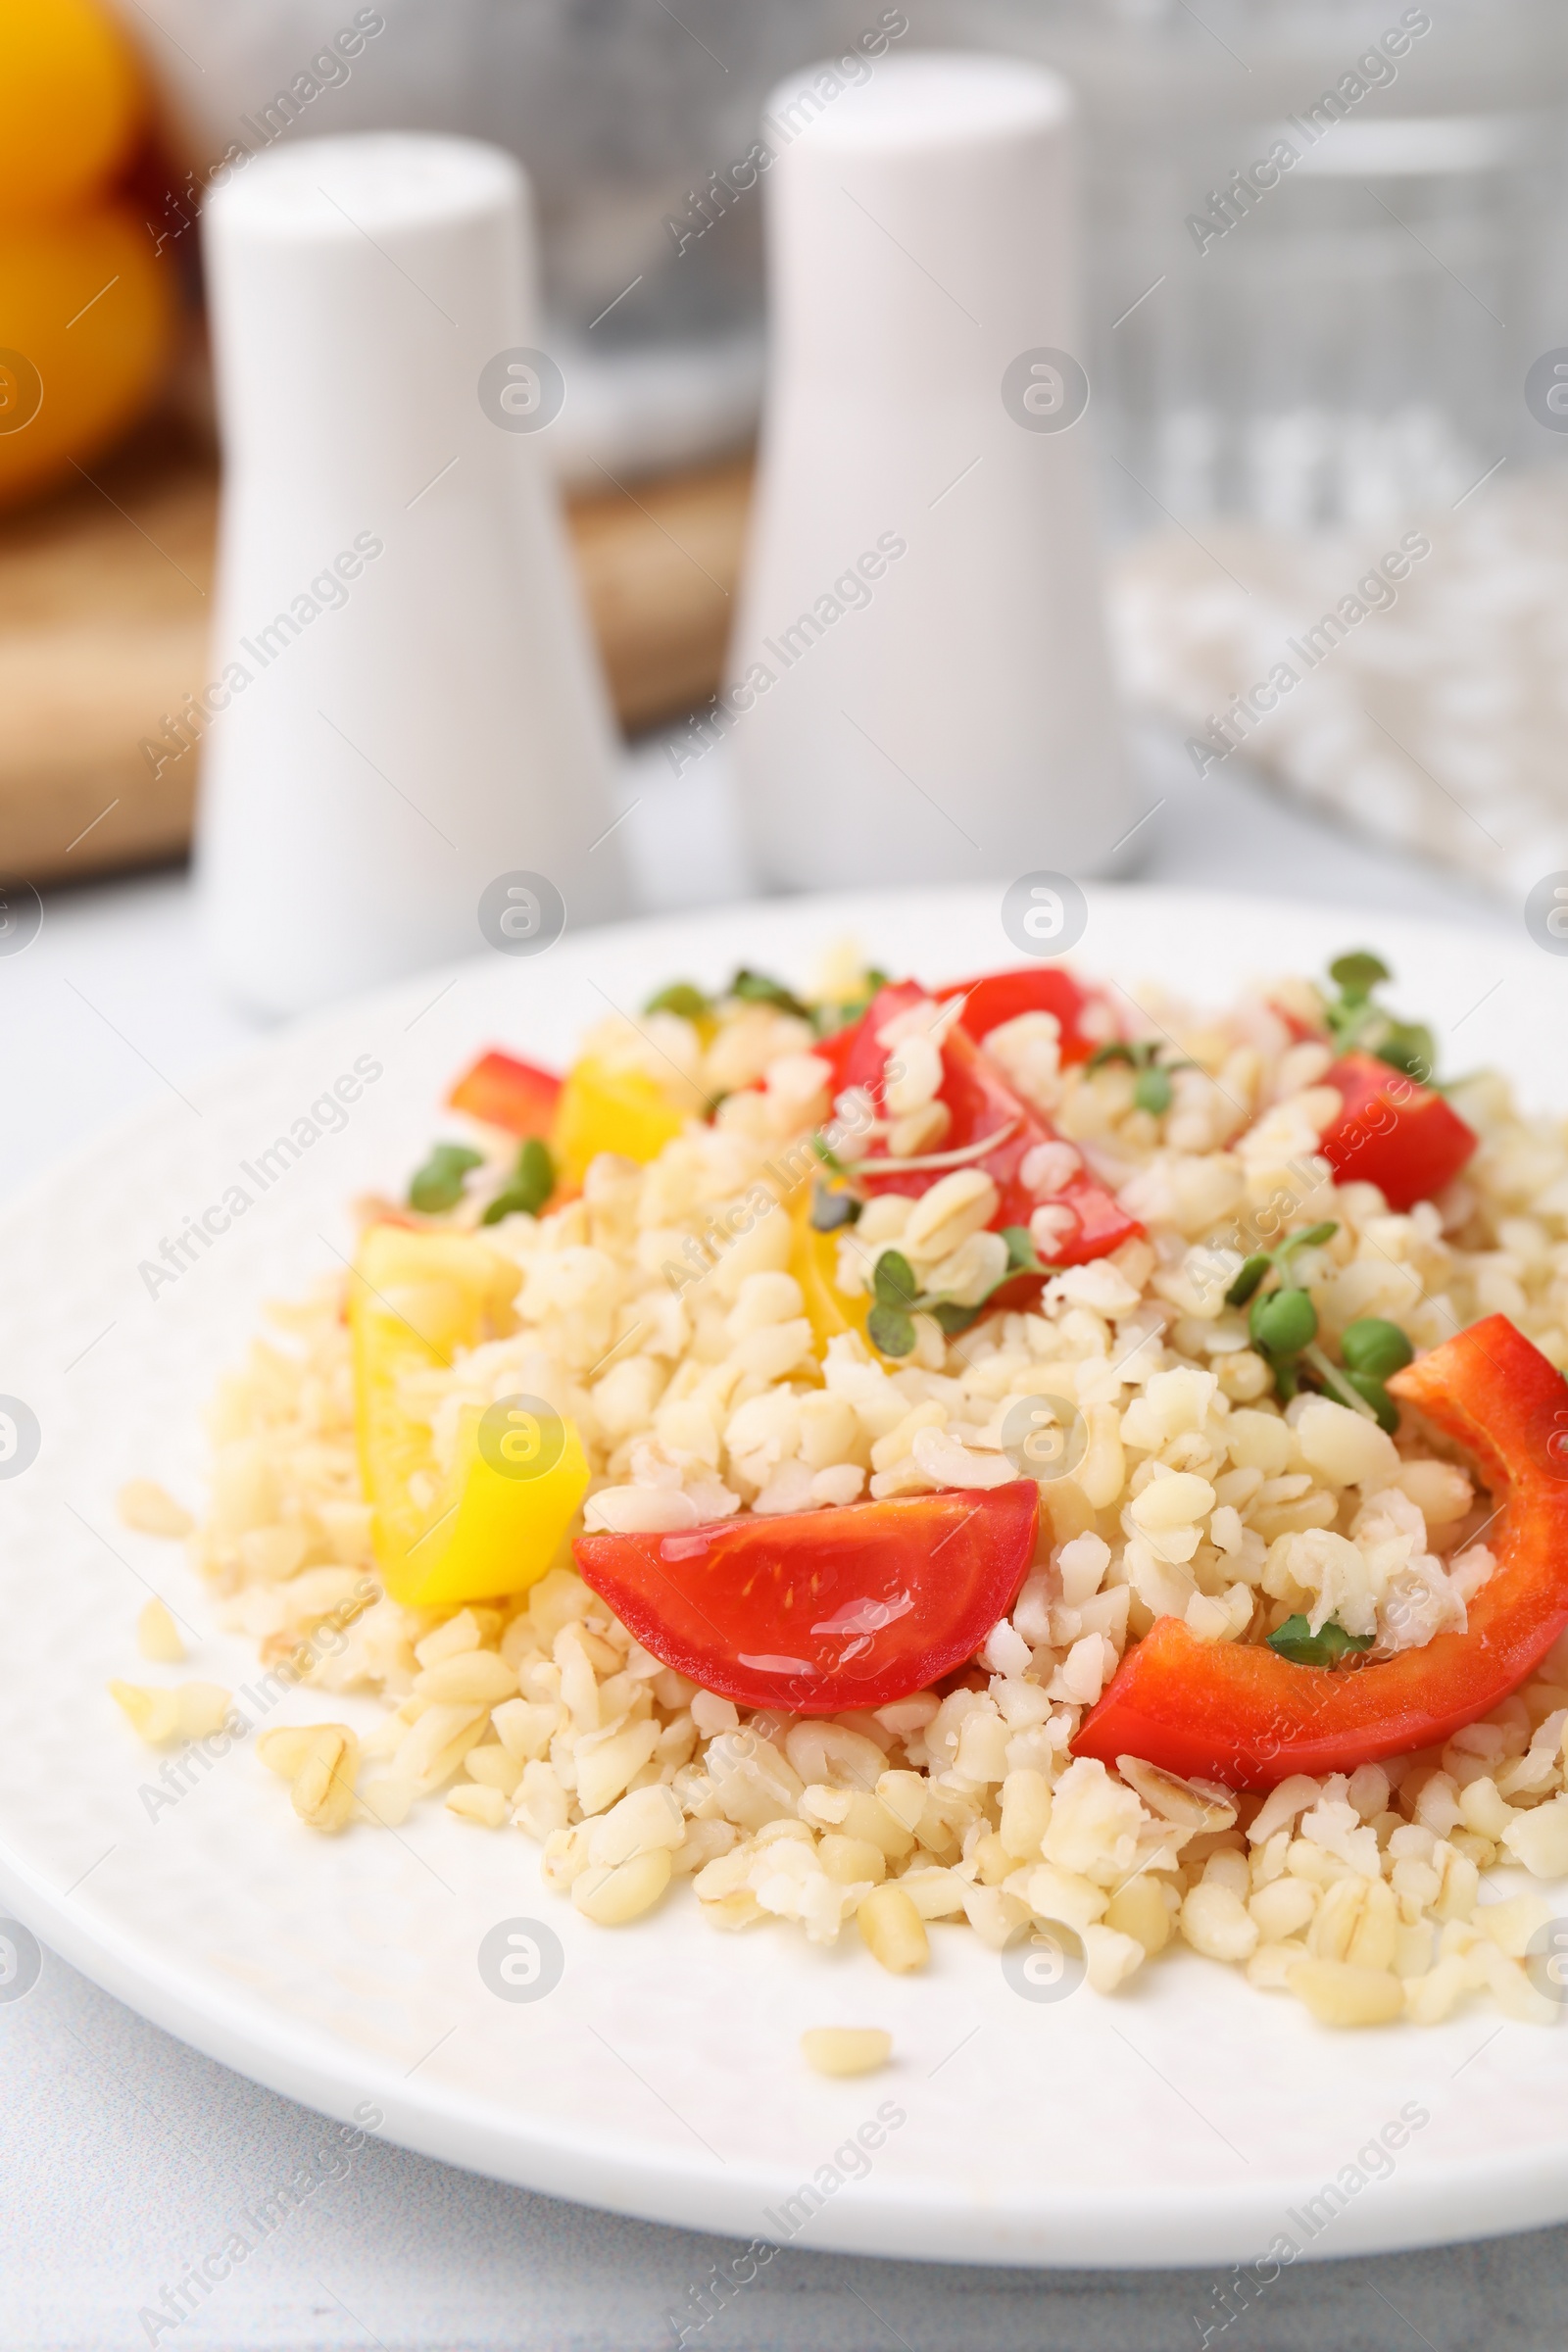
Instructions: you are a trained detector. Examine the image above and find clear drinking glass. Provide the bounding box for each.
[954,0,1568,532]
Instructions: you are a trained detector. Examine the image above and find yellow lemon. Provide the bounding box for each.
[0,0,146,220]
[0,207,175,510]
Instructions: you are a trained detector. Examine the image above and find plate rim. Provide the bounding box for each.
[4,1830,1565,2271]
[4,878,1566,2270]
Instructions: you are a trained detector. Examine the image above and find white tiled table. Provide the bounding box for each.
[7,731,1559,2351]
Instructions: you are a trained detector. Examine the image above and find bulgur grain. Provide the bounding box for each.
[801,2028,892,2078]
[135,1598,184,1664]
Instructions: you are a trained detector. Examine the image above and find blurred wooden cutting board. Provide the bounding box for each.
[0,418,752,884]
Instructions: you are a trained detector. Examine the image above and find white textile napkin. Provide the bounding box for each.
[1110,471,1568,899]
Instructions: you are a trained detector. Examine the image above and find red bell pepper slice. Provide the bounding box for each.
[936,966,1111,1067]
[824,982,1140,1270]
[1073,1314,1568,1788]
[447,1048,562,1138]
[574,1481,1039,1714]
[1318,1051,1476,1213]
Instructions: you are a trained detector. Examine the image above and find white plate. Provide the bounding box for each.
[4,883,1567,2272]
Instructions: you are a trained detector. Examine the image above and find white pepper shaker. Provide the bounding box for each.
[198,132,626,1015]
[726,53,1133,893]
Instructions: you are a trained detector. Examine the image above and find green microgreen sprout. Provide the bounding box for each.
[1294,1313,1413,1434]
[1265,1614,1376,1668]
[481,1136,556,1225]
[866,1250,921,1358]
[1223,1221,1337,1309]
[811,1133,851,1178]
[808,1183,862,1233]
[865,1227,1054,1357]
[1327,950,1391,1002]
[1324,951,1437,1084]
[1299,1342,1383,1427]
[1225,1224,1411,1428]
[1223,1221,1338,1400]
[1339,1316,1416,1382]
[644,981,711,1021]
[1087,1038,1191,1118]
[999,1225,1048,1273]
[1135,1065,1174,1116]
[408,1142,484,1215]
[1328,1315,1414,1433]
[1223,1251,1273,1309]
[811,967,891,1038]
[1250,1285,1318,1359]
[729,967,812,1020]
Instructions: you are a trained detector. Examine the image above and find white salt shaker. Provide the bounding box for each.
[198,133,626,1015]
[726,53,1133,893]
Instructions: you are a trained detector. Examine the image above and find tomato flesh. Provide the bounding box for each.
[1318,1051,1476,1213]
[1268,998,1327,1047]
[824,982,1141,1270]
[937,966,1109,1066]
[448,1048,562,1138]
[1073,1315,1568,1787]
[573,1482,1040,1713]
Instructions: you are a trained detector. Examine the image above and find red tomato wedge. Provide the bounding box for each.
[1267,997,1329,1046]
[937,966,1110,1067]
[1318,1051,1476,1213]
[573,1482,1040,1713]
[825,981,1141,1269]
[448,1049,562,1138]
[1073,1315,1568,1788]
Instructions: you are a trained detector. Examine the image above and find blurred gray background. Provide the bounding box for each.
[145,0,1568,514]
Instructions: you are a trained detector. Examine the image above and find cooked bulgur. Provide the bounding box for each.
[115,945,1568,2028]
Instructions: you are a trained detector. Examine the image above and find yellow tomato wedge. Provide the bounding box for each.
[351,1225,588,1609]
[551,1055,689,1187]
[789,1187,871,1360]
